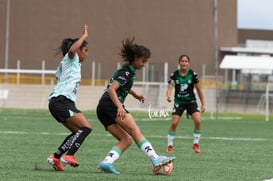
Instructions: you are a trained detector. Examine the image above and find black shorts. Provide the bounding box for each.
[96,98,129,130]
[172,102,200,116]
[48,95,81,123]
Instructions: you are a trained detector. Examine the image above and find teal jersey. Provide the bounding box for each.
[168,69,199,105]
[101,63,136,103]
[48,53,81,102]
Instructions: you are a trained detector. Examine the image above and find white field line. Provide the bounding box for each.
[0,130,68,135]
[148,135,272,141]
[0,130,272,142]
[134,117,243,121]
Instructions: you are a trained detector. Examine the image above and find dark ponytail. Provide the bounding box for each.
[56,38,88,56]
[119,37,151,64]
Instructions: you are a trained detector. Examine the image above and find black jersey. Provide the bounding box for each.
[168,69,199,105]
[101,63,136,103]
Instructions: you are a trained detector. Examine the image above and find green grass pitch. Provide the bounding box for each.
[0,109,273,181]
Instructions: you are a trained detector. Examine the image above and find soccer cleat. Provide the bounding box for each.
[193,143,201,153]
[47,154,64,171]
[98,162,120,174]
[152,155,175,167]
[166,145,173,153]
[61,155,79,167]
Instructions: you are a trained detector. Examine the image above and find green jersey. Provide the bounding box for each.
[168,69,199,105]
[101,63,136,103]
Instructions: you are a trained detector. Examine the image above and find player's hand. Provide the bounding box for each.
[166,96,172,103]
[117,106,126,120]
[200,105,205,112]
[82,24,88,38]
[133,93,145,103]
[137,95,145,103]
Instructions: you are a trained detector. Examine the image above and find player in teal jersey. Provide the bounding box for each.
[47,24,92,171]
[166,54,205,154]
[96,37,175,174]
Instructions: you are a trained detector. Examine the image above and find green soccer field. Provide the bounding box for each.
[1,109,273,181]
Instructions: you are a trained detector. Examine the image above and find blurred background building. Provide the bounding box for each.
[1,0,273,115]
[0,0,237,81]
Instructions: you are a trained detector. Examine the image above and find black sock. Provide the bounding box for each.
[67,127,92,155]
[54,133,75,159]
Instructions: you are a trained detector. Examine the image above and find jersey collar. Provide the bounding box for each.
[179,68,189,77]
[128,64,136,73]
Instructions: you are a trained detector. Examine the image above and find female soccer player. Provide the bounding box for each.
[166,54,205,154]
[47,24,92,171]
[96,37,175,174]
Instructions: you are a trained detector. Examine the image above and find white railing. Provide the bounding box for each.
[0,60,172,85]
[0,68,56,85]
[0,60,56,85]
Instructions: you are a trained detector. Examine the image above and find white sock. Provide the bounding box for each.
[193,131,201,144]
[167,131,175,146]
[137,139,158,161]
[103,146,122,164]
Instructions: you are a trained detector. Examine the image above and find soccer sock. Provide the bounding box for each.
[54,133,75,159]
[103,146,122,164]
[137,138,158,161]
[167,131,176,146]
[193,130,201,144]
[66,127,92,155]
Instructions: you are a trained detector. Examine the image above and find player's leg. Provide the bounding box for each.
[96,99,130,174]
[167,115,181,153]
[98,124,132,174]
[188,103,201,153]
[166,105,184,153]
[191,111,201,153]
[117,113,175,167]
[48,96,72,171]
[61,112,92,166]
[47,131,76,171]
[191,111,201,130]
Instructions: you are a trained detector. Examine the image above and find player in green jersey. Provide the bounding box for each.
[96,37,175,174]
[166,54,205,154]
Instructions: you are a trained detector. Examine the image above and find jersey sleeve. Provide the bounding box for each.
[193,71,200,84]
[113,69,132,86]
[168,71,176,85]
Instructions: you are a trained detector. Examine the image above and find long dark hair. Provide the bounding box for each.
[56,38,88,56]
[119,37,151,64]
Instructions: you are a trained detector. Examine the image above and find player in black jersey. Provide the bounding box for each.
[96,37,175,174]
[166,54,205,154]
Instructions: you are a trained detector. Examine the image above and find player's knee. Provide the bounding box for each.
[195,119,201,125]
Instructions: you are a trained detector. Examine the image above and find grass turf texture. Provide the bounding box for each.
[0,109,273,181]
